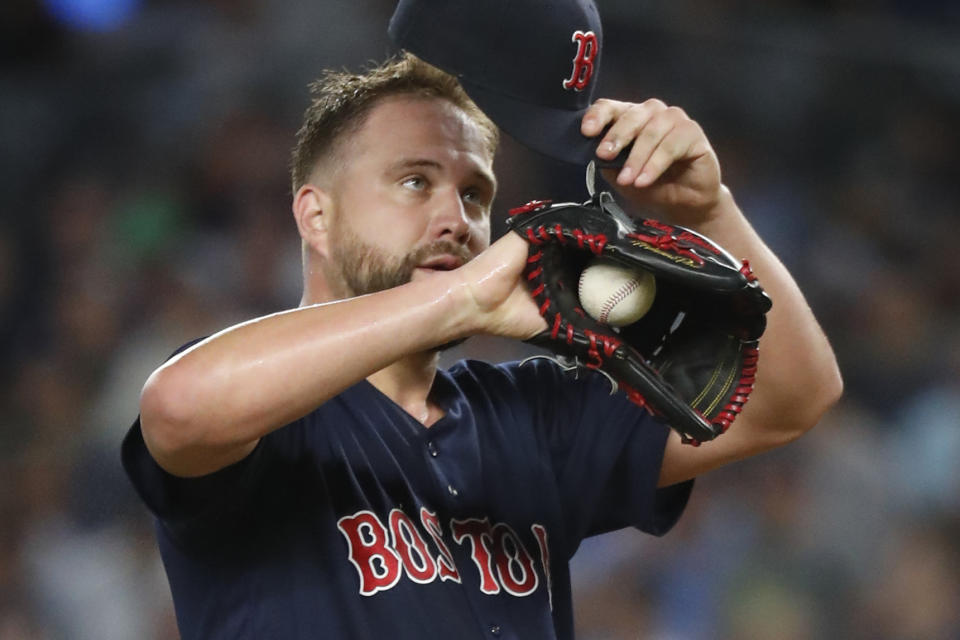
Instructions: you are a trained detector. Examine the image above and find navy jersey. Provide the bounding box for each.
[122,356,692,639]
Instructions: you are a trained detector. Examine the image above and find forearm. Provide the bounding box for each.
[140,273,471,476]
[656,187,842,486]
[691,187,842,448]
[587,98,841,485]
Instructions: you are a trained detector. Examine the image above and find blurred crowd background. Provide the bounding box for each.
[2,0,959,638]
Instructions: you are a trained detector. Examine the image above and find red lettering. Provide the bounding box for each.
[389,509,436,584]
[337,511,402,596]
[420,508,461,583]
[562,31,599,91]
[451,518,500,594]
[492,524,538,596]
[339,509,550,601]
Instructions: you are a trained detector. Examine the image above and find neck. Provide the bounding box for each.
[367,351,443,427]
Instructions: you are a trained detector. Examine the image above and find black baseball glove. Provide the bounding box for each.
[505,182,772,445]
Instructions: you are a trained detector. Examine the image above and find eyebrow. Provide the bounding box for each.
[389,158,497,195]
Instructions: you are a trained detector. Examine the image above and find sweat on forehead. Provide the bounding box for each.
[290,53,499,191]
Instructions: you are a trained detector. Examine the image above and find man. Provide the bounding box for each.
[123,48,840,640]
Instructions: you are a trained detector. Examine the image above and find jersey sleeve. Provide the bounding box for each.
[505,358,693,543]
[120,338,282,545]
[121,418,269,542]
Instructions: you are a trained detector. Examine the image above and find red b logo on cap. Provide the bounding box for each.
[562,30,598,91]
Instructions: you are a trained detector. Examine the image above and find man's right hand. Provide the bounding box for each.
[454,232,547,342]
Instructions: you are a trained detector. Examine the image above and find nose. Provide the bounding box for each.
[429,188,471,245]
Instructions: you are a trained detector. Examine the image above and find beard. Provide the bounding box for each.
[326,225,475,352]
[328,223,473,298]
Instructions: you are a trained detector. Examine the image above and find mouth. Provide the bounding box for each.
[417,255,465,272]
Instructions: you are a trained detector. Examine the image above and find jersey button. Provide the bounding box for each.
[447,484,459,497]
[489,624,501,636]
[427,440,439,457]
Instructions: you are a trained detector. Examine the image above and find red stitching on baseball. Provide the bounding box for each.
[596,277,642,325]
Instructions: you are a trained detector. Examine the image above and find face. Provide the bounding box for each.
[321,96,496,299]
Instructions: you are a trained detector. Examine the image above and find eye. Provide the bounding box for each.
[401,175,427,191]
[461,187,489,207]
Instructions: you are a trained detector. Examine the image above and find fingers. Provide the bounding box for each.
[622,118,708,188]
[459,232,547,339]
[580,98,631,139]
[582,98,666,158]
[581,99,708,188]
[608,103,679,186]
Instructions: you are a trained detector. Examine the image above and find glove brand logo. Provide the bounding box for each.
[628,236,701,268]
[562,30,599,91]
[338,507,552,602]
[677,231,722,255]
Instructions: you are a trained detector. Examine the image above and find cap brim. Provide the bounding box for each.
[459,77,599,166]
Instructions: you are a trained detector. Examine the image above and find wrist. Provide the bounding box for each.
[432,269,480,340]
[408,278,481,354]
[702,185,736,220]
[682,185,742,233]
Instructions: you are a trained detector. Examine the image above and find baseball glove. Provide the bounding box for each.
[505,180,772,445]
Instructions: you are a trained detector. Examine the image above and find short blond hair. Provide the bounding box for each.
[290,52,499,191]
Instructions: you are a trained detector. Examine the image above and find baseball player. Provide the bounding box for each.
[122,2,841,638]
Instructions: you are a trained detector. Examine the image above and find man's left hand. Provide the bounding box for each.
[581,98,723,227]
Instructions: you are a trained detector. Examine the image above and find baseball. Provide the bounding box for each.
[578,258,656,327]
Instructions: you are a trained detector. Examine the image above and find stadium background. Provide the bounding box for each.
[1,0,959,637]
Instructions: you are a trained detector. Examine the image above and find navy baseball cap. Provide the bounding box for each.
[389,0,603,166]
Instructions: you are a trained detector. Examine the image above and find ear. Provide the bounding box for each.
[292,184,334,257]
